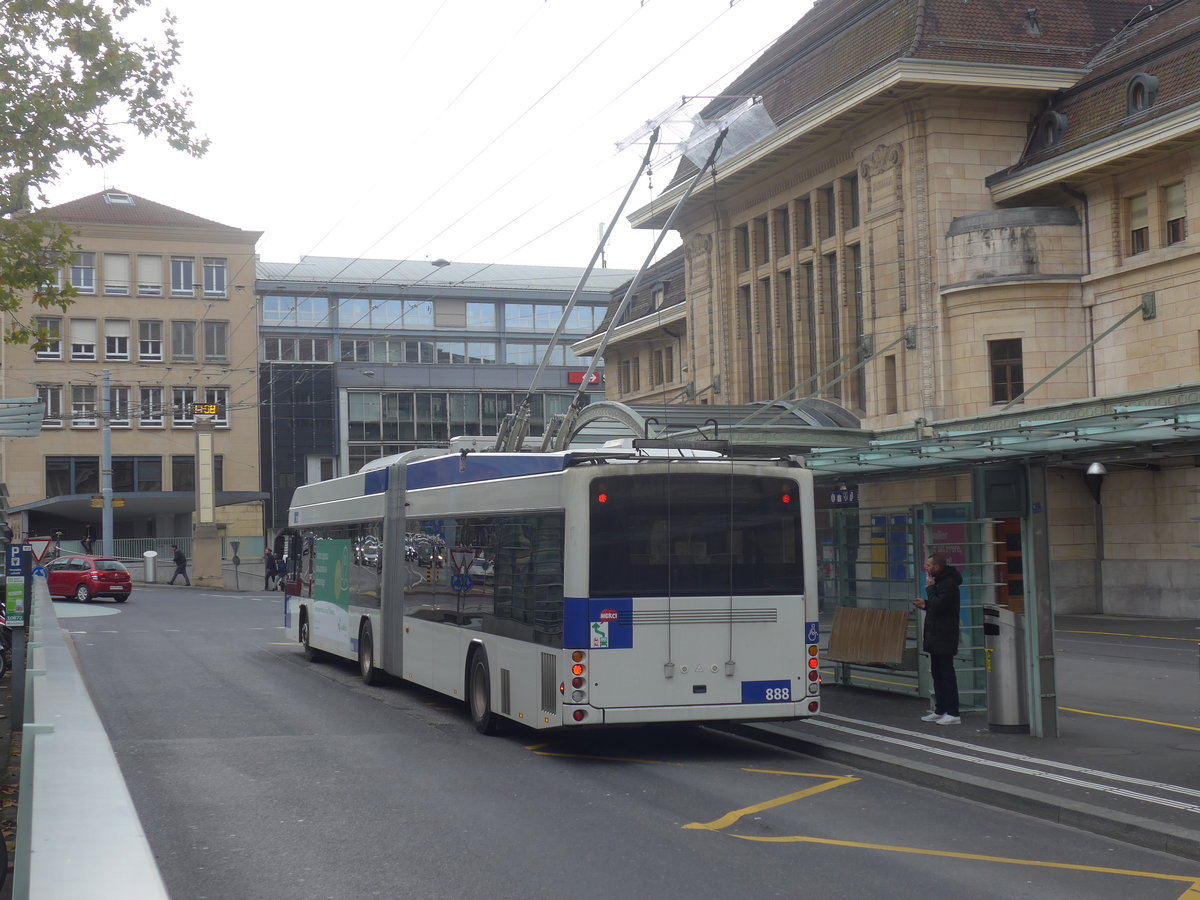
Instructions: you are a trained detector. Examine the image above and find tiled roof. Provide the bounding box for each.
[704,0,1146,127]
[592,246,685,336]
[33,189,247,230]
[664,0,1149,189]
[995,0,1200,178]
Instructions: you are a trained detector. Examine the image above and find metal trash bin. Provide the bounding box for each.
[983,604,1028,733]
[143,550,158,584]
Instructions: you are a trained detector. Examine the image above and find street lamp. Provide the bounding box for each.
[1084,461,1107,612]
[1084,462,1106,503]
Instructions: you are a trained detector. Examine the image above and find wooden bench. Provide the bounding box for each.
[824,606,912,667]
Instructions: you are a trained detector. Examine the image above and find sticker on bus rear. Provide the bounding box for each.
[741,680,793,703]
[564,597,633,649]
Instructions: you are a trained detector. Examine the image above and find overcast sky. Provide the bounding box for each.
[45,0,811,271]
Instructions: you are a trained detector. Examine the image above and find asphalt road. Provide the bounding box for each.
[1054,616,1199,724]
[60,589,1200,900]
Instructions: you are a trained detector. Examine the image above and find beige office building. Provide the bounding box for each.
[1,190,265,555]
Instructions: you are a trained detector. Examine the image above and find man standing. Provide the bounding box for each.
[914,554,963,725]
[264,549,279,590]
[168,544,190,586]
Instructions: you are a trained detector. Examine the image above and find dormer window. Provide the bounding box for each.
[1033,111,1067,151]
[652,282,667,309]
[1127,74,1159,115]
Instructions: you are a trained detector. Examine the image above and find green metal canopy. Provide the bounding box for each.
[0,398,44,437]
[805,402,1200,479]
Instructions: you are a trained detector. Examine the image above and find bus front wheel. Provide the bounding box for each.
[469,651,502,735]
[359,622,384,685]
[300,616,325,663]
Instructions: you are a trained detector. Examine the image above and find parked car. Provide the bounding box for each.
[45,555,132,602]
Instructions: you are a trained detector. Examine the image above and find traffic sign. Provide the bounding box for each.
[27,537,53,563]
[449,548,474,573]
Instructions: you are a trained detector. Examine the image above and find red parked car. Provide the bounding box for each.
[45,555,132,602]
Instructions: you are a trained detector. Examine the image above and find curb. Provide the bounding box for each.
[719,721,1200,864]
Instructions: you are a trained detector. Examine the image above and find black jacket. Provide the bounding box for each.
[922,564,963,656]
[173,549,186,567]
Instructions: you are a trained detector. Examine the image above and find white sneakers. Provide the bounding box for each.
[920,712,961,725]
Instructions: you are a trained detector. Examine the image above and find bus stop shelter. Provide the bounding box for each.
[562,395,1200,737]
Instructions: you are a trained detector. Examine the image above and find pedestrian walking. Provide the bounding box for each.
[81,523,95,555]
[914,553,962,725]
[168,544,191,586]
[264,548,279,590]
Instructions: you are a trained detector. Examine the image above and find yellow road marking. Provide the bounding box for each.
[684,770,857,831]
[1059,629,1199,644]
[687,770,1200,892]
[726,834,1200,886]
[1059,706,1200,733]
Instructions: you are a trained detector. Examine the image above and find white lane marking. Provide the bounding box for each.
[51,603,121,618]
[820,713,1200,799]
[814,714,1200,813]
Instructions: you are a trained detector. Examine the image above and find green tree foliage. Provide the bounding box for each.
[0,0,208,344]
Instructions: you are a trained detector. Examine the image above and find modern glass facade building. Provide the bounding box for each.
[257,256,635,527]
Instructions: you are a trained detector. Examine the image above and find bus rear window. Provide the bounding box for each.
[588,472,803,597]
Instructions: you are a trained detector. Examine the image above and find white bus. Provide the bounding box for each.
[281,447,820,733]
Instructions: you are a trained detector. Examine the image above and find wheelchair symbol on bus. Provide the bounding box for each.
[806,622,820,643]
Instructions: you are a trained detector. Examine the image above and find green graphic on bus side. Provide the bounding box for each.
[312,540,351,610]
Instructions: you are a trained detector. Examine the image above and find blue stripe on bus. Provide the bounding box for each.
[406,454,569,489]
[564,597,633,650]
[363,468,389,495]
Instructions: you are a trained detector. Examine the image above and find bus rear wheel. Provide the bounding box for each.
[359,622,384,685]
[469,651,502,735]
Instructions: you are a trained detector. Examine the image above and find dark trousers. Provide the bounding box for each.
[169,564,190,586]
[929,653,960,716]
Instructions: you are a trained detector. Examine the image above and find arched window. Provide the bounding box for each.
[1127,74,1159,115]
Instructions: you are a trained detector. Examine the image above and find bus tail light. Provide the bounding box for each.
[808,701,820,713]
[573,709,587,722]
[566,650,588,710]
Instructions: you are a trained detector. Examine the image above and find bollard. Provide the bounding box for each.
[142,549,158,583]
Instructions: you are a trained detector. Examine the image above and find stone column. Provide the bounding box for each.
[192,415,222,588]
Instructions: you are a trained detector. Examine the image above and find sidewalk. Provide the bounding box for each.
[732,616,1200,863]
[0,663,14,899]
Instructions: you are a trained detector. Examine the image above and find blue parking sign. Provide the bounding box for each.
[7,544,23,577]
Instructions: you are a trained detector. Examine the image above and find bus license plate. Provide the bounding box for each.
[741,680,793,703]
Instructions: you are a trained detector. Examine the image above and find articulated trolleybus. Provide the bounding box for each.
[283,446,821,733]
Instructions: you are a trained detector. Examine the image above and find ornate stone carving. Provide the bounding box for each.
[684,232,712,287]
[859,143,904,210]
